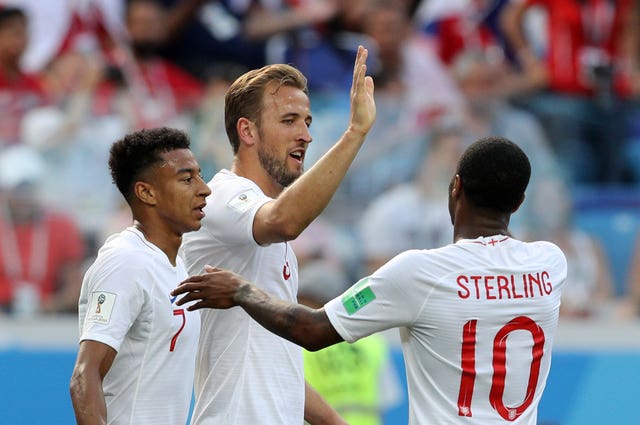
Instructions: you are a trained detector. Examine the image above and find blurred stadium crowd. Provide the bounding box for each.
[1,0,640,322]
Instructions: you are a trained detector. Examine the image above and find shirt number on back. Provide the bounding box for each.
[169,309,186,352]
[457,316,545,421]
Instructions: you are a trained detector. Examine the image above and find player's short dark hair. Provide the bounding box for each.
[0,6,26,27]
[109,127,191,203]
[457,136,531,213]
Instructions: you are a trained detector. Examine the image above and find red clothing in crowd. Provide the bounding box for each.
[0,69,48,144]
[94,58,204,127]
[523,0,634,96]
[0,212,86,307]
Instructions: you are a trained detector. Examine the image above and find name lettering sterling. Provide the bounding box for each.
[457,271,553,300]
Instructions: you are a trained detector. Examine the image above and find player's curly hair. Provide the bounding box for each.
[457,136,531,213]
[109,127,190,203]
[0,6,25,30]
[224,64,308,154]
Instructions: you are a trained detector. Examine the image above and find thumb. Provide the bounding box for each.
[204,264,216,273]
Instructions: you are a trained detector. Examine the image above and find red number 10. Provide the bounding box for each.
[457,316,545,421]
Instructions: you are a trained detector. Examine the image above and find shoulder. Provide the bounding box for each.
[519,239,568,271]
[92,230,153,270]
[211,170,265,199]
[207,170,270,216]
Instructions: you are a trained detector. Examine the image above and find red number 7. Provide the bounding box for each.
[170,309,186,352]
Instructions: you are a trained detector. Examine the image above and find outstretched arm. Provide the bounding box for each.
[253,45,376,244]
[171,266,344,351]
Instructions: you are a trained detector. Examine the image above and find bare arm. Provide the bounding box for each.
[243,0,339,40]
[171,266,344,351]
[69,340,117,425]
[253,45,376,244]
[500,0,548,91]
[165,0,209,40]
[304,381,349,425]
[617,0,640,95]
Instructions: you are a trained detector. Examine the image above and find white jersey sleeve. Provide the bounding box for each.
[80,252,145,352]
[325,250,425,342]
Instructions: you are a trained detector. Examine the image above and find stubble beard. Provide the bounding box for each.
[257,143,302,188]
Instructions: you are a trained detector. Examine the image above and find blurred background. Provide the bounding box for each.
[1,0,640,423]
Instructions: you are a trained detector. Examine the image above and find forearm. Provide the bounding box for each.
[235,282,343,351]
[272,128,369,236]
[70,372,108,425]
[304,381,348,425]
[166,0,208,39]
[500,2,531,54]
[244,8,319,40]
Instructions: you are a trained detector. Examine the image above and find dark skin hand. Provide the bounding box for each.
[171,266,343,351]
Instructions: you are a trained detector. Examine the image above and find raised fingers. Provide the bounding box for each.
[352,45,368,92]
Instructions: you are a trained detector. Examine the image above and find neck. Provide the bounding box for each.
[133,220,181,266]
[231,158,284,199]
[453,208,512,242]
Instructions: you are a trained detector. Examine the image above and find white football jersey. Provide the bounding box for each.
[78,227,200,425]
[325,236,567,425]
[181,170,304,425]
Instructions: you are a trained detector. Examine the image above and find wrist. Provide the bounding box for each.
[345,124,370,140]
[233,280,255,306]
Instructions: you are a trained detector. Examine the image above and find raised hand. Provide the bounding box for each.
[348,45,376,137]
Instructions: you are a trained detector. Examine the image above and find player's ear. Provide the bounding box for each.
[450,175,462,199]
[237,117,257,147]
[134,181,157,206]
[512,193,525,213]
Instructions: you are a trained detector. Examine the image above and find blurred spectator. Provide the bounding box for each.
[190,62,247,179]
[448,47,562,233]
[361,0,463,117]
[525,177,614,319]
[298,259,402,425]
[501,0,640,183]
[416,0,514,66]
[0,5,48,145]
[267,0,372,92]
[289,215,361,282]
[359,124,463,274]
[0,145,86,315]
[2,0,123,74]
[305,0,463,221]
[157,0,272,80]
[96,0,204,130]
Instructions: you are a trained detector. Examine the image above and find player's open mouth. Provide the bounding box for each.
[195,203,206,219]
[289,149,304,164]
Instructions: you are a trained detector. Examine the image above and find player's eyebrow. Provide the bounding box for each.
[176,167,200,176]
[281,112,313,125]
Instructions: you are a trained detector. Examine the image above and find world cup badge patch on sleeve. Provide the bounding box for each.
[228,189,259,213]
[87,291,116,324]
[341,277,376,315]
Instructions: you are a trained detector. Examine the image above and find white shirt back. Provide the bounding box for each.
[325,236,567,425]
[78,227,200,425]
[181,170,304,425]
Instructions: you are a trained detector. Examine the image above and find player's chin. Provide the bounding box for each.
[184,216,205,232]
